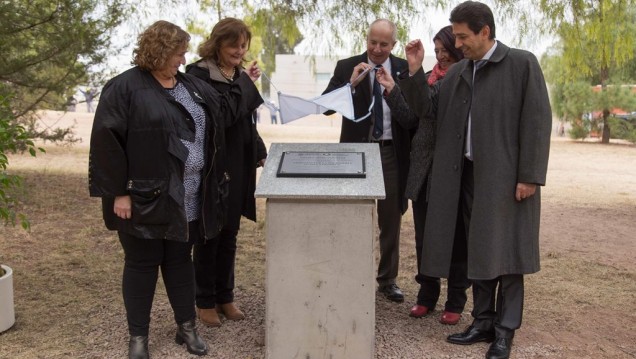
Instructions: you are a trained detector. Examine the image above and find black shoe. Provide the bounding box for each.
[486,337,513,359]
[378,284,404,303]
[175,319,208,356]
[446,325,495,345]
[128,336,149,359]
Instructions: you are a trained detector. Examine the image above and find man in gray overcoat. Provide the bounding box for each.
[399,2,552,359]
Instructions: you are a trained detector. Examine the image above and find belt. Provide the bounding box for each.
[371,139,393,147]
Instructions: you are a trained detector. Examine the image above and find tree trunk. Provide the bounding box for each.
[601,108,611,143]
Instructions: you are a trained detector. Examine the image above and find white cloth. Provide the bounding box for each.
[278,83,367,124]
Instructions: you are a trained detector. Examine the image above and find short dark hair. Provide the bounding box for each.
[449,1,496,39]
[433,25,464,63]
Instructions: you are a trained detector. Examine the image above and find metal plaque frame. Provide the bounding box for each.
[276,151,366,178]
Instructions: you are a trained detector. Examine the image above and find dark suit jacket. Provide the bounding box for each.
[322,52,410,213]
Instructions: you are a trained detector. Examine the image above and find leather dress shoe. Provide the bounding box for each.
[486,337,513,359]
[378,284,404,303]
[440,311,462,325]
[197,307,221,327]
[218,302,245,321]
[409,305,432,318]
[446,325,495,345]
[128,336,149,359]
[175,319,208,356]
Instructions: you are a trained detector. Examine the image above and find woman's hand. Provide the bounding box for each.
[246,60,261,82]
[114,195,132,219]
[405,39,425,75]
[375,67,395,94]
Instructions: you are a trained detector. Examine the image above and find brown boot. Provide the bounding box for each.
[217,302,245,321]
[197,307,221,327]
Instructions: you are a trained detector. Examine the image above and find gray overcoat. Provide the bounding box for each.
[400,42,552,280]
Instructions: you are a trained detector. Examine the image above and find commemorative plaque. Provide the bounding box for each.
[276,151,366,178]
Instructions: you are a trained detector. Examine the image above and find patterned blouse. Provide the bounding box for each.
[166,80,206,222]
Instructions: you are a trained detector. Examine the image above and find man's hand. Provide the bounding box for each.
[350,62,373,87]
[405,39,425,75]
[515,183,537,202]
[246,60,261,82]
[114,195,132,219]
[376,67,395,94]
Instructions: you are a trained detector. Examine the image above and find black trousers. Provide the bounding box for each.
[118,224,197,337]
[413,196,470,313]
[192,226,238,308]
[472,275,524,338]
[376,145,403,286]
[462,159,524,338]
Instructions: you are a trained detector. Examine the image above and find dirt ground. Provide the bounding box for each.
[0,110,634,358]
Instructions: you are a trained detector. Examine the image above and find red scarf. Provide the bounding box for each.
[427,63,448,86]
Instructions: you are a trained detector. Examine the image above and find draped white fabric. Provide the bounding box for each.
[277,83,372,124]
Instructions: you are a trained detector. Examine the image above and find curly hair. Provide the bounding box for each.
[198,18,251,63]
[132,20,191,71]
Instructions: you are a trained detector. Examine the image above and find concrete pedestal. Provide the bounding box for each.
[256,143,384,359]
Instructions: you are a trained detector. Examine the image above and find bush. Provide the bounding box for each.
[0,92,42,229]
[569,120,590,140]
[609,116,636,143]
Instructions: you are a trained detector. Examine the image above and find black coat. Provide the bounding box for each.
[322,53,411,213]
[89,67,251,241]
[186,59,266,223]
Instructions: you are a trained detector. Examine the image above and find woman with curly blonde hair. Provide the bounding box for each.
[90,20,262,358]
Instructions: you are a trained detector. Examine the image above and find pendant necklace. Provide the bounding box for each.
[219,66,236,81]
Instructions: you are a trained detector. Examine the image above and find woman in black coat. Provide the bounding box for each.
[89,20,257,358]
[186,17,266,328]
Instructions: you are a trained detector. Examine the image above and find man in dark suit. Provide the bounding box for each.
[323,19,410,303]
[400,2,551,358]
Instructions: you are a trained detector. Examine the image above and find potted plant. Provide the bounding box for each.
[0,263,15,332]
[0,93,42,333]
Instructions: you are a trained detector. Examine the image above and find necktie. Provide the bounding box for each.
[473,60,487,83]
[372,65,383,139]
[466,60,488,161]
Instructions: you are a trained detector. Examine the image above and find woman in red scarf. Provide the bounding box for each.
[427,25,464,85]
[408,25,468,326]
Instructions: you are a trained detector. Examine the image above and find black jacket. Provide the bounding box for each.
[89,67,253,241]
[186,59,266,223]
[322,53,411,213]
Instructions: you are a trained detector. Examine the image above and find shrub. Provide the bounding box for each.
[0,92,43,229]
[569,120,590,140]
[609,116,636,143]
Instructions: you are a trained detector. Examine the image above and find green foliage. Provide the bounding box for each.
[569,120,590,140]
[245,7,304,97]
[0,0,128,144]
[609,115,636,143]
[540,0,636,143]
[0,92,43,230]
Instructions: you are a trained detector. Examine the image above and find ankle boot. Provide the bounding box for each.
[128,336,149,359]
[197,307,222,327]
[175,319,208,356]
[218,302,245,321]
